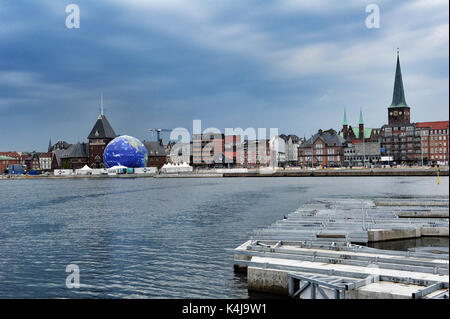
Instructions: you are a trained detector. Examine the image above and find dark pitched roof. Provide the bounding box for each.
[23,152,40,160]
[390,52,408,108]
[143,141,167,157]
[279,134,300,143]
[53,149,65,166]
[88,115,116,139]
[61,142,89,158]
[300,130,346,148]
[51,140,70,151]
[287,135,300,143]
[279,134,289,142]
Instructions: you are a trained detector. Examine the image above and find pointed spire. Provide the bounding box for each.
[100,92,104,118]
[48,137,52,152]
[343,109,348,126]
[390,49,408,107]
[359,108,364,125]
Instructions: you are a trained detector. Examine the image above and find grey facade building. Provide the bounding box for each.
[344,142,381,167]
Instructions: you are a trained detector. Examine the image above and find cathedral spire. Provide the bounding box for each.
[390,49,408,107]
[343,109,348,126]
[359,108,364,125]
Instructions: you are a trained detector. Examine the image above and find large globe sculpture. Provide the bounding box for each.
[103,135,148,168]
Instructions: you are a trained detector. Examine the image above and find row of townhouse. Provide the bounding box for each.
[0,151,53,173]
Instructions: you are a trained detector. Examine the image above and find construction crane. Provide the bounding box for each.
[148,128,172,141]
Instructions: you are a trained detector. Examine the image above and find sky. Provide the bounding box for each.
[0,0,448,151]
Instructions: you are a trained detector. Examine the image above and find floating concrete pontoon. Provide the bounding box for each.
[251,197,449,244]
[232,197,449,299]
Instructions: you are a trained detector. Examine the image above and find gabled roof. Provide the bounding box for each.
[143,141,167,157]
[88,115,116,139]
[279,134,289,142]
[51,141,70,151]
[300,130,345,148]
[61,142,89,159]
[390,51,408,108]
[52,149,65,167]
[40,152,52,158]
[287,135,300,143]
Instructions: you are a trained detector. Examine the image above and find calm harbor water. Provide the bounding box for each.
[0,176,448,298]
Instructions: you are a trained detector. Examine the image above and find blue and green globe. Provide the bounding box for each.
[103,135,148,168]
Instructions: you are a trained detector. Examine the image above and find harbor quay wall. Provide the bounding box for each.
[224,168,449,177]
[1,168,448,180]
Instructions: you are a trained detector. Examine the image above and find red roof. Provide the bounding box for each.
[40,152,52,158]
[416,121,449,130]
[0,151,21,159]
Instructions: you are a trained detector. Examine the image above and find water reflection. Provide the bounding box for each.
[368,237,449,253]
[0,176,448,298]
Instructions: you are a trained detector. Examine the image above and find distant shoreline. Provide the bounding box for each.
[1,167,448,180]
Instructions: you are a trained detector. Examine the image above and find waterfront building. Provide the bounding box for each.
[39,152,52,171]
[0,152,21,162]
[269,136,287,167]
[192,133,224,167]
[415,121,449,165]
[224,135,243,167]
[0,155,20,173]
[380,51,420,164]
[87,113,117,168]
[23,152,40,171]
[191,133,242,167]
[51,149,67,170]
[340,109,381,144]
[339,110,381,166]
[61,142,89,170]
[167,141,192,165]
[243,139,271,168]
[143,140,168,168]
[298,129,345,167]
[343,142,381,167]
[50,140,70,151]
[280,135,303,166]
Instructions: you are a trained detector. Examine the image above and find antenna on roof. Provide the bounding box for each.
[100,92,104,116]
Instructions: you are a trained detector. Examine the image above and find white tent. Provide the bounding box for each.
[76,165,93,175]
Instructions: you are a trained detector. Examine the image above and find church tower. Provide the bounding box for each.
[342,109,348,140]
[359,108,364,141]
[388,50,411,125]
[88,95,117,168]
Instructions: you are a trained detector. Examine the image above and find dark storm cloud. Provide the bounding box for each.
[0,0,448,150]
